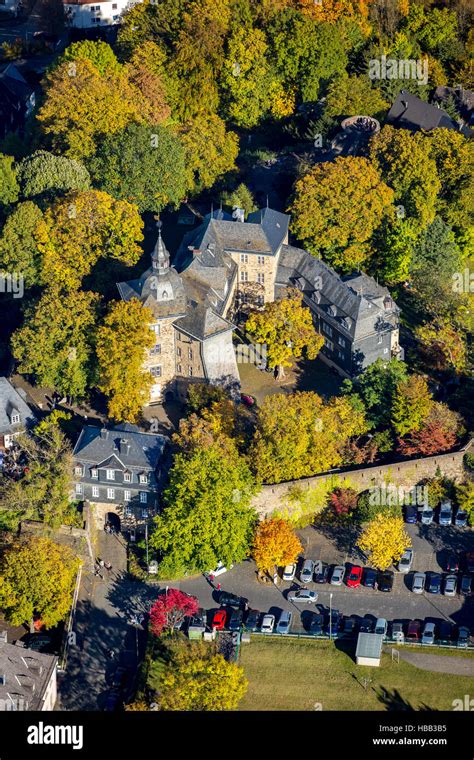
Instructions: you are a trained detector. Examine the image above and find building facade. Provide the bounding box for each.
[62,0,141,28]
[0,377,36,450]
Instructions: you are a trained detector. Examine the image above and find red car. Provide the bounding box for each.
[241,394,255,407]
[346,565,363,588]
[212,609,227,630]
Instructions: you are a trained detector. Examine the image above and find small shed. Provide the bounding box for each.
[355,633,384,667]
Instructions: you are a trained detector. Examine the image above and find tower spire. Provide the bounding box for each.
[151,215,170,274]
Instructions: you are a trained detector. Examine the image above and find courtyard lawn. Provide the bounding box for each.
[238,638,474,711]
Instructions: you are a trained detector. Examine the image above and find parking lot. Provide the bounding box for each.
[176,522,474,634]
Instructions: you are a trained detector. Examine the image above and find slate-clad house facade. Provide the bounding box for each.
[0,377,36,449]
[72,424,169,526]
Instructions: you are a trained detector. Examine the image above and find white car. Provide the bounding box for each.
[444,574,457,596]
[412,572,426,594]
[439,500,453,526]
[300,559,315,584]
[261,614,275,634]
[208,561,233,578]
[282,564,296,582]
[287,588,318,604]
[330,565,345,585]
[398,548,413,573]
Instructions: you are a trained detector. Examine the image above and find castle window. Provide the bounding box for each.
[188,348,193,360]
[240,271,248,282]
[177,363,182,374]
[240,254,248,263]
[176,347,181,357]
[107,488,115,500]
[257,255,265,265]
[322,323,333,338]
[106,469,115,481]
[92,486,99,498]
[150,366,162,378]
[257,273,265,285]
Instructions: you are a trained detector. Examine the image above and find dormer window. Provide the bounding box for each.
[328,304,337,317]
[124,472,132,483]
[106,469,115,481]
[10,413,20,425]
[139,474,148,485]
[91,468,98,479]
[75,465,83,476]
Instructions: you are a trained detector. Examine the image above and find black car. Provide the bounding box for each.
[446,553,460,573]
[460,575,472,596]
[438,620,454,644]
[219,591,248,610]
[362,568,377,588]
[244,609,261,631]
[359,616,374,633]
[314,562,330,583]
[405,505,417,523]
[228,608,244,631]
[377,570,394,592]
[309,613,324,635]
[427,573,442,594]
[325,609,342,637]
[341,616,358,638]
[465,552,474,574]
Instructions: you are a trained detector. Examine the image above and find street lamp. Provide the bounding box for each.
[329,593,333,641]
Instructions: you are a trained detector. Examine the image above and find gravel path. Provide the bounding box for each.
[384,648,474,676]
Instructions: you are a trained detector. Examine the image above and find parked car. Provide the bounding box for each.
[341,616,358,637]
[377,570,394,592]
[443,574,457,596]
[420,507,434,525]
[362,568,377,588]
[309,613,324,635]
[276,610,293,634]
[188,608,207,633]
[219,592,248,610]
[439,499,453,526]
[314,560,330,583]
[398,548,413,573]
[406,620,422,641]
[438,620,454,644]
[325,609,342,637]
[412,572,426,594]
[228,609,244,632]
[244,609,261,631]
[287,588,318,604]
[457,626,470,648]
[460,575,472,596]
[422,622,436,645]
[212,609,227,630]
[346,565,363,588]
[282,564,297,582]
[241,394,256,407]
[261,614,275,634]
[465,552,474,574]
[300,559,315,584]
[391,621,405,643]
[359,616,374,633]
[455,509,468,527]
[427,573,442,594]
[446,553,459,573]
[405,505,418,523]
[330,565,345,586]
[374,618,388,637]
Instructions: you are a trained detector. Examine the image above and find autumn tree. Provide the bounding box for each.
[249,391,368,484]
[246,289,323,379]
[252,517,302,576]
[455,481,474,525]
[17,150,91,201]
[12,288,99,399]
[324,73,389,120]
[36,190,143,290]
[358,514,411,570]
[0,202,43,288]
[89,123,187,213]
[428,128,474,229]
[290,156,394,270]
[54,39,121,75]
[415,319,468,373]
[221,184,257,217]
[180,113,239,195]
[0,153,19,207]
[327,487,359,518]
[392,375,433,437]
[125,41,172,125]
[342,358,409,429]
[370,126,441,230]
[397,402,465,457]
[159,642,248,711]
[96,299,155,423]
[149,589,199,636]
[0,535,80,630]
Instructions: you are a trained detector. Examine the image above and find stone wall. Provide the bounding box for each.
[251,439,474,517]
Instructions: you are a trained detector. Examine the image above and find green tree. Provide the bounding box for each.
[180,113,238,195]
[428,128,474,229]
[17,150,91,201]
[290,156,395,270]
[0,202,43,287]
[149,431,257,578]
[372,217,419,285]
[392,375,433,437]
[125,41,172,125]
[342,358,409,429]
[0,153,19,206]
[455,481,474,525]
[325,73,389,120]
[246,289,324,379]
[53,40,120,75]
[11,288,99,398]
[221,183,257,217]
[0,535,80,629]
[89,124,186,213]
[96,299,155,423]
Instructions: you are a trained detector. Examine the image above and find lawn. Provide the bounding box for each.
[238,638,474,711]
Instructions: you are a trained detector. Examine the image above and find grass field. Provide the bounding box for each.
[238,638,474,711]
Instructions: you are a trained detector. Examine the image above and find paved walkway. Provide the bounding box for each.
[385,648,474,676]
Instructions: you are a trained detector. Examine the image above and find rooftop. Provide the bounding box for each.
[0,637,57,711]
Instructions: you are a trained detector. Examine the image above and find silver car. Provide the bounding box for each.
[439,500,453,526]
[282,564,296,582]
[287,588,318,604]
[412,572,426,594]
[330,565,345,585]
[421,508,434,525]
[398,548,413,573]
[422,622,436,645]
[444,574,457,596]
[261,614,275,633]
[276,610,292,634]
[300,559,315,584]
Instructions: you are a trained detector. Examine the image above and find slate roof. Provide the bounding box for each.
[0,639,57,711]
[0,377,36,436]
[73,424,168,471]
[176,303,235,341]
[387,90,471,135]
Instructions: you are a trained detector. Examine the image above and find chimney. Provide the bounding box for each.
[232,207,245,223]
[100,428,108,440]
[120,439,130,456]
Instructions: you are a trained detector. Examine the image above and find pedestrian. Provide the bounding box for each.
[209,573,215,587]
[216,582,221,591]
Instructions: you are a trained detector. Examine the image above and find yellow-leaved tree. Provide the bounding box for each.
[357,514,411,570]
[96,299,155,423]
[253,517,303,576]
